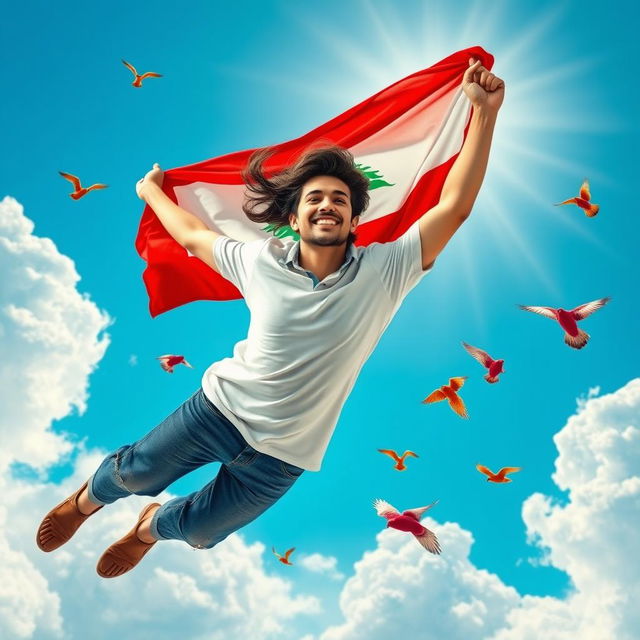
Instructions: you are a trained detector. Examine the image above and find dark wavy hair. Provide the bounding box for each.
[241,144,370,244]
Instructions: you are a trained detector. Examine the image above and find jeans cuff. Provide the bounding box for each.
[149,504,171,541]
[86,474,108,506]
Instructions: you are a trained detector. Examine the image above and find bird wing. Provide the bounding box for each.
[373,499,399,518]
[402,450,419,460]
[403,500,439,520]
[498,467,521,477]
[283,547,295,561]
[422,389,445,404]
[58,171,81,190]
[415,527,441,555]
[579,179,591,201]
[462,341,493,367]
[140,72,163,79]
[87,183,108,191]
[518,305,557,320]
[554,198,579,207]
[476,464,494,477]
[378,449,401,463]
[121,59,138,76]
[448,377,467,391]
[181,358,194,368]
[571,297,611,320]
[448,393,468,419]
[271,546,281,558]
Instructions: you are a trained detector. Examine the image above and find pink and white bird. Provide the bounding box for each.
[518,297,611,349]
[461,341,505,383]
[157,354,193,373]
[373,498,441,554]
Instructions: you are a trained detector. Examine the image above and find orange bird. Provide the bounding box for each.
[518,297,611,349]
[476,464,521,483]
[58,171,107,200]
[422,377,468,418]
[121,59,162,88]
[272,546,295,565]
[461,342,505,383]
[555,179,599,217]
[157,354,193,373]
[377,449,419,471]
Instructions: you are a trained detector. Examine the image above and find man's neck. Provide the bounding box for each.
[298,241,348,281]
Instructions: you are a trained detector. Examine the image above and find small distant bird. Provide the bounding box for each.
[157,354,193,373]
[476,464,521,483]
[518,297,611,349]
[461,342,505,383]
[378,449,419,471]
[373,499,441,554]
[272,546,295,565]
[58,171,107,200]
[555,179,599,217]
[121,59,162,88]
[422,377,468,418]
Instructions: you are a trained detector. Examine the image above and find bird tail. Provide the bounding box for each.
[484,373,499,384]
[585,203,599,217]
[564,329,589,349]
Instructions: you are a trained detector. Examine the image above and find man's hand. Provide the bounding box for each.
[136,163,164,201]
[462,58,505,113]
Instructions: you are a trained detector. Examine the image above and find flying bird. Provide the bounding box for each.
[58,171,107,200]
[518,297,611,349]
[157,354,193,373]
[476,464,521,483]
[555,179,599,217]
[377,449,419,471]
[272,546,295,565]
[461,342,505,383]
[373,499,441,554]
[121,59,163,88]
[422,377,468,418]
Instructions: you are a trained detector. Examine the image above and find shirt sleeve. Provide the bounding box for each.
[363,220,433,306]
[213,236,267,296]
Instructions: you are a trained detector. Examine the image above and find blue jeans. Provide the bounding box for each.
[87,388,304,549]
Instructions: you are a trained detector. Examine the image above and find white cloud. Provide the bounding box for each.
[0,197,322,640]
[0,196,112,474]
[314,380,640,640]
[299,553,345,581]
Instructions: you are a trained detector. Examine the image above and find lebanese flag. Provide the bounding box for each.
[136,46,493,317]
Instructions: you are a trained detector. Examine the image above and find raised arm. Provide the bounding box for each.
[137,163,224,273]
[418,58,505,270]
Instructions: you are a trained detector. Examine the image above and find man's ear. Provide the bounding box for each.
[289,213,299,231]
[350,214,360,231]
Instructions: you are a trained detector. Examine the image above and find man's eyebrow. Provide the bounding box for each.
[304,189,350,199]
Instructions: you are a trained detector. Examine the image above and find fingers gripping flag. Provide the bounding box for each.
[136,46,494,317]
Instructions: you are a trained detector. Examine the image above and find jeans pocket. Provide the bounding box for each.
[228,444,258,467]
[279,459,304,479]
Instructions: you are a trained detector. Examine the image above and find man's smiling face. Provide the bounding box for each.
[289,175,359,247]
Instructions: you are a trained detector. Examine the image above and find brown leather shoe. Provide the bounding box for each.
[36,479,103,552]
[96,502,161,578]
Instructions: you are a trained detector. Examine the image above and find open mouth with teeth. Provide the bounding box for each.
[312,217,341,227]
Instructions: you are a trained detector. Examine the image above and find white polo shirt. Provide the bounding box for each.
[202,221,432,471]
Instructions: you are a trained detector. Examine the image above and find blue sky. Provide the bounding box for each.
[1,0,638,638]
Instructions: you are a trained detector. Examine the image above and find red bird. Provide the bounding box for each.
[121,59,162,88]
[518,297,611,349]
[377,449,419,471]
[58,171,107,200]
[157,354,193,373]
[272,546,295,565]
[422,377,468,418]
[555,179,599,217]
[476,464,521,483]
[461,342,505,383]
[373,499,441,554]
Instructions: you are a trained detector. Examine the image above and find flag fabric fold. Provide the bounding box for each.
[136,46,494,317]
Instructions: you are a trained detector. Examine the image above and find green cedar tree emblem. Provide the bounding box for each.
[262,162,393,240]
